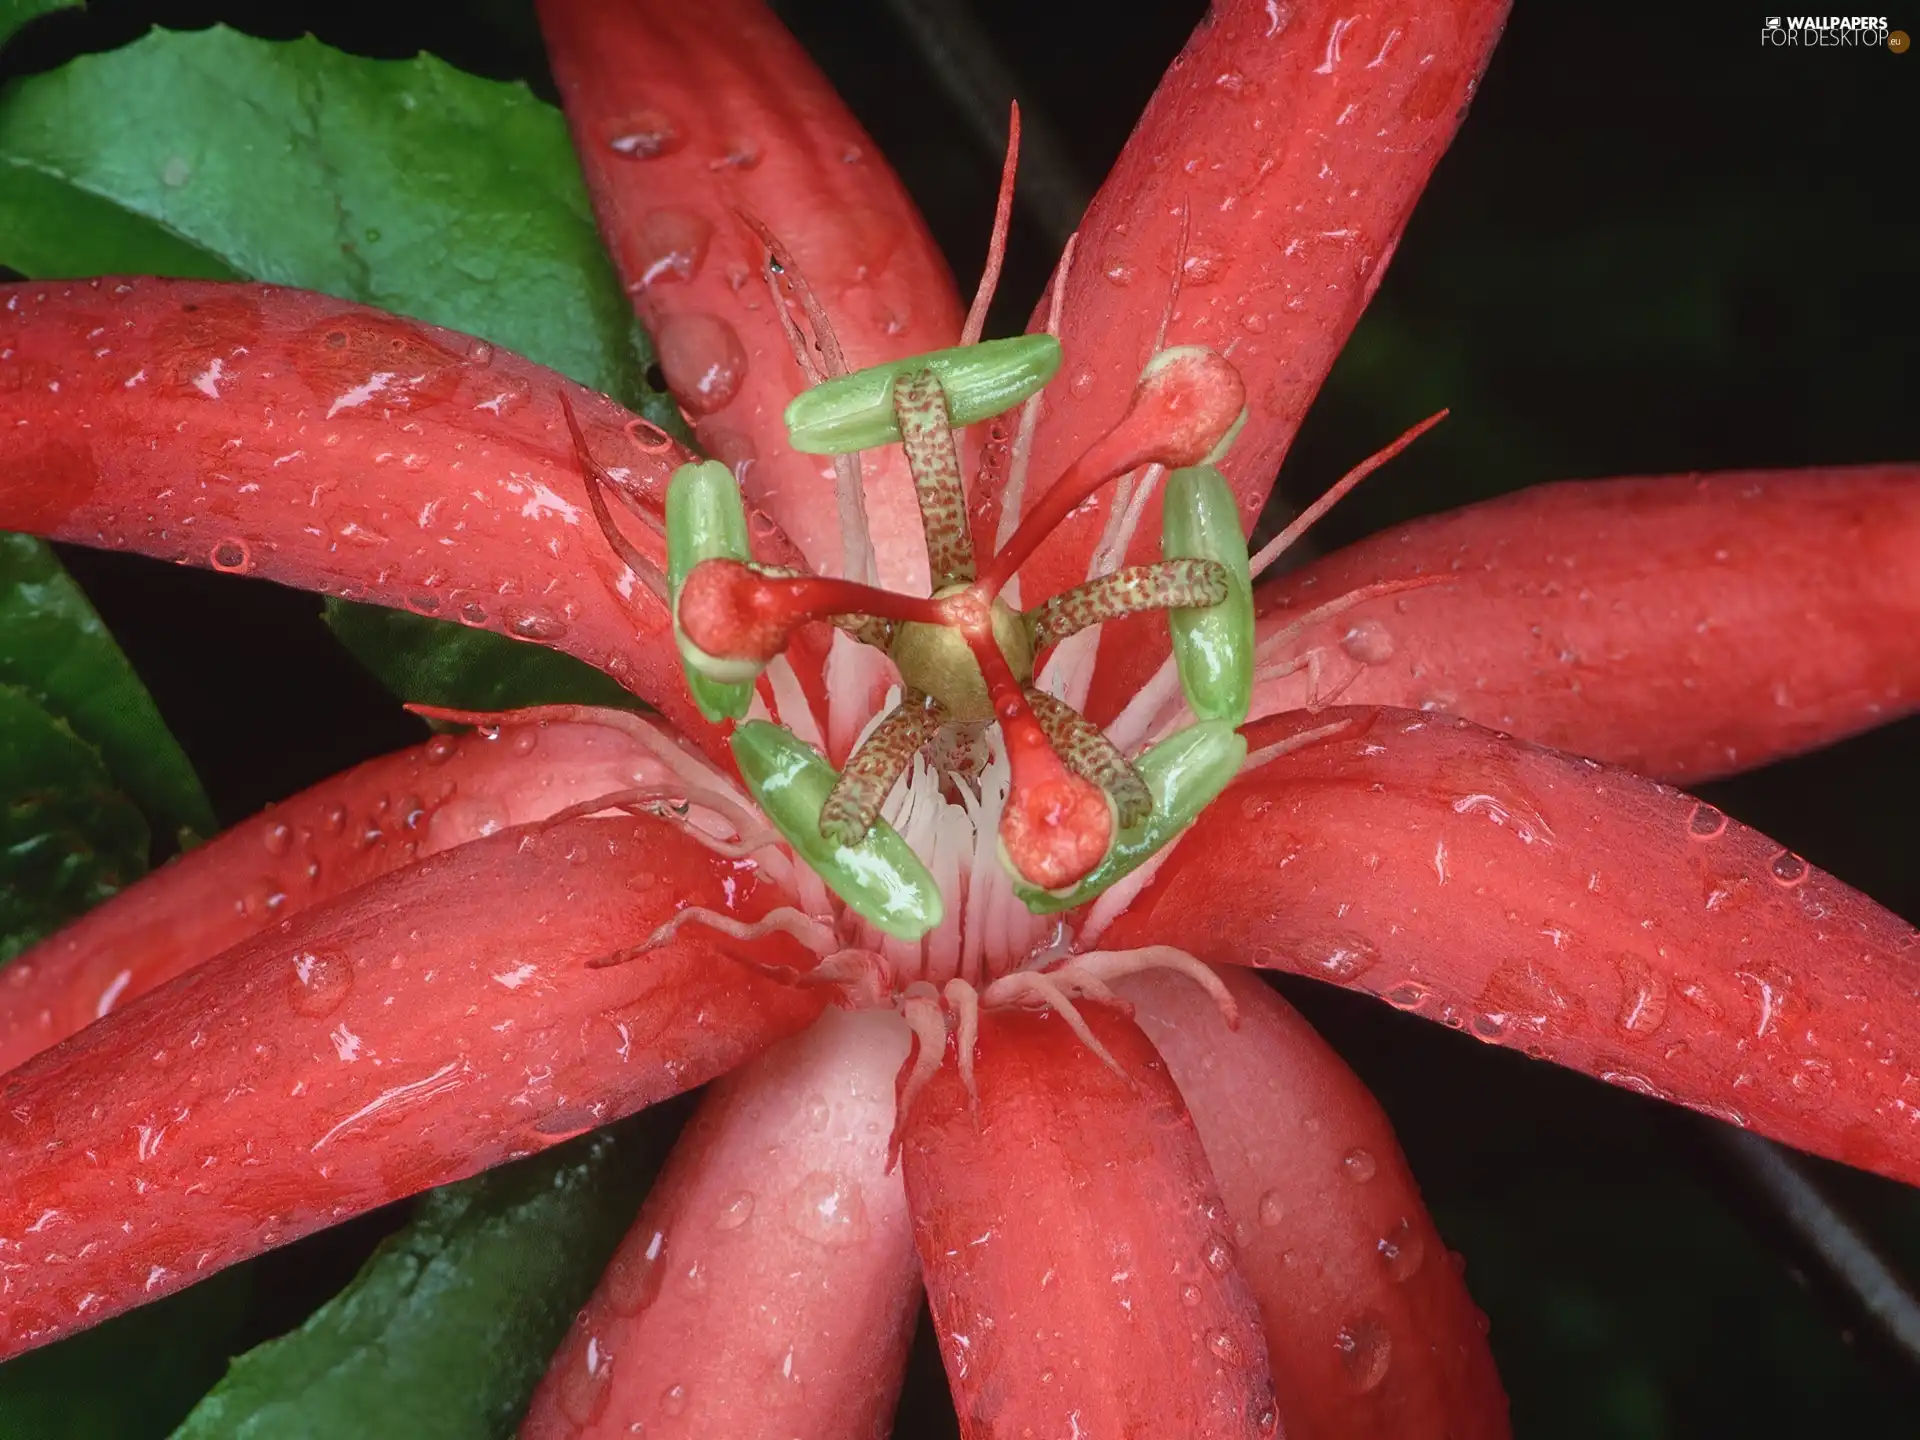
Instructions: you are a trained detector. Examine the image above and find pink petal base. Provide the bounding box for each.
[0,814,822,1360]
[899,1005,1279,1438]
[1124,967,1510,1439]
[520,1007,919,1438]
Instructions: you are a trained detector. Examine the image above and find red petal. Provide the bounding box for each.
[1000,0,1510,718]
[0,710,697,1074]
[0,814,822,1359]
[519,1009,919,1438]
[1250,466,1920,781]
[538,0,965,589]
[1102,707,1920,1186]
[0,277,723,743]
[1124,967,1510,1440]
[899,1006,1278,1437]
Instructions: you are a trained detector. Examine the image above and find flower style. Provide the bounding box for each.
[0,0,1917,1436]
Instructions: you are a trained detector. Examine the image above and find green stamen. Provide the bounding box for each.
[784,335,1062,455]
[1162,464,1255,725]
[666,460,756,720]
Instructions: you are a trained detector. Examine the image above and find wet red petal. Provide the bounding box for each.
[1000,0,1510,719]
[519,1009,919,1439]
[0,814,822,1359]
[0,278,730,745]
[899,1006,1277,1438]
[1103,707,1920,1186]
[539,0,965,590]
[1124,967,1510,1439]
[1250,466,1920,782]
[0,711,693,1074]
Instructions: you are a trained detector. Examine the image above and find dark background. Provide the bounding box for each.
[2,2,1917,1435]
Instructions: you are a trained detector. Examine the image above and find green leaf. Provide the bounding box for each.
[0,24,680,715]
[0,0,78,52]
[323,599,640,714]
[0,682,147,960]
[0,26,667,409]
[172,1114,671,1440]
[0,1267,251,1440]
[0,533,215,840]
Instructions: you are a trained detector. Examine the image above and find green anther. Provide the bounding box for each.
[1162,464,1255,725]
[666,460,755,721]
[1012,719,1247,915]
[730,721,944,941]
[783,335,1062,455]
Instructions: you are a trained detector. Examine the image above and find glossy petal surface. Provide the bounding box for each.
[1248,467,1920,781]
[1125,967,1509,1439]
[0,711,691,1074]
[0,278,725,740]
[1104,707,1920,1185]
[1003,0,1510,719]
[520,1008,918,1439]
[539,0,964,590]
[0,813,822,1359]
[900,1006,1277,1438]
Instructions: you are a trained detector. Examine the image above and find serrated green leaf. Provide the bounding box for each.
[0,534,214,840]
[0,26,668,410]
[0,683,147,960]
[172,1113,671,1440]
[0,1267,251,1440]
[323,599,640,714]
[0,0,78,52]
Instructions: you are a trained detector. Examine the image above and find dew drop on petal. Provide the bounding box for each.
[1257,1190,1285,1228]
[1686,801,1728,840]
[1613,953,1670,1036]
[607,109,683,159]
[287,951,354,1018]
[1768,849,1810,887]
[262,822,292,856]
[1336,1314,1393,1393]
[1341,1148,1377,1183]
[1206,1329,1244,1365]
[785,1171,869,1246]
[659,1383,688,1417]
[1340,619,1395,665]
[603,1228,668,1315]
[557,1328,615,1426]
[654,312,748,415]
[209,538,252,573]
[713,1190,756,1231]
[1202,1234,1236,1275]
[1377,1217,1426,1282]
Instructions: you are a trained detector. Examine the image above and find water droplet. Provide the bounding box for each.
[1384,982,1428,1011]
[713,1190,755,1231]
[1469,1012,1505,1040]
[1290,932,1381,983]
[654,312,748,415]
[604,1228,668,1314]
[659,1382,688,1416]
[1335,1314,1392,1392]
[1180,1282,1203,1307]
[693,420,758,477]
[1240,312,1269,334]
[1103,261,1136,287]
[504,606,569,642]
[1068,369,1095,398]
[1257,1190,1285,1227]
[460,602,487,625]
[608,110,683,159]
[1341,1148,1377,1183]
[1686,801,1728,840]
[466,340,494,366]
[1202,1233,1236,1274]
[209,538,252,573]
[262,822,292,856]
[804,1092,830,1130]
[1377,1218,1425,1282]
[1181,247,1224,285]
[287,952,354,1018]
[1206,1328,1244,1364]
[1768,849,1810,887]
[425,735,457,765]
[1340,619,1395,665]
[785,1171,869,1246]
[1613,953,1670,1035]
[557,1327,615,1425]
[630,208,713,288]
[710,139,761,170]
